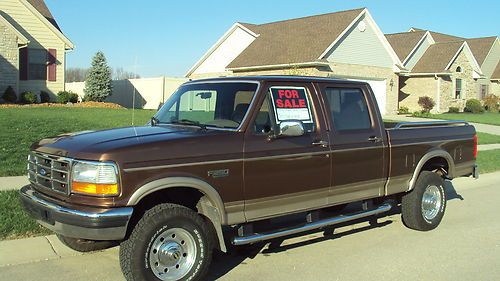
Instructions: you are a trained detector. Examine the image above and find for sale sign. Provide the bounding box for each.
[269,87,313,123]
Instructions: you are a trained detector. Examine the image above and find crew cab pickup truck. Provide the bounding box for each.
[20,76,478,281]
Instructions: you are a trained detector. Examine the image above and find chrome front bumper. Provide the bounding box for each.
[20,185,133,240]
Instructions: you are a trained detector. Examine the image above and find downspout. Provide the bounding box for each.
[435,74,441,113]
[17,43,29,97]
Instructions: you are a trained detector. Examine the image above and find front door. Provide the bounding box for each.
[318,83,387,205]
[243,82,331,221]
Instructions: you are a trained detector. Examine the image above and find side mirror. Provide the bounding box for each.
[277,120,305,137]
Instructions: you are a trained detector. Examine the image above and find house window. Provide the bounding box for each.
[28,49,48,80]
[455,78,462,99]
[480,85,488,99]
[456,66,462,73]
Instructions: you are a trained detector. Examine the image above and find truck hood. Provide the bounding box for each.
[32,125,209,159]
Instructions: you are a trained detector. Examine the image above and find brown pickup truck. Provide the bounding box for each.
[21,76,478,281]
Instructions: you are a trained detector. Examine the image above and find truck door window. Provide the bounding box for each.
[325,88,372,131]
[253,95,272,134]
[268,86,316,132]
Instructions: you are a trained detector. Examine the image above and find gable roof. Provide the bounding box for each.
[428,31,464,42]
[0,14,29,44]
[385,30,427,61]
[412,41,465,73]
[226,8,365,68]
[491,62,500,80]
[466,36,498,65]
[26,0,60,31]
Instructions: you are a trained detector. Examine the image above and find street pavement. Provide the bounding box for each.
[1,171,499,281]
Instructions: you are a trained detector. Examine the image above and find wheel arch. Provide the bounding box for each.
[126,177,228,252]
[408,149,455,191]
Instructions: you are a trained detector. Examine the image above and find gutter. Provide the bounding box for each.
[399,72,451,77]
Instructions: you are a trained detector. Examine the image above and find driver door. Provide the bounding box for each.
[243,81,331,221]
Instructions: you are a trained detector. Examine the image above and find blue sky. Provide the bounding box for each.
[46,0,499,78]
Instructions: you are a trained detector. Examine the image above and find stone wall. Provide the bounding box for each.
[440,49,480,111]
[0,23,19,96]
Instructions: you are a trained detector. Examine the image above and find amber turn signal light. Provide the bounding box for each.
[71,181,119,196]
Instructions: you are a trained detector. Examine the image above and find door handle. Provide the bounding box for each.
[312,140,329,148]
[368,136,382,143]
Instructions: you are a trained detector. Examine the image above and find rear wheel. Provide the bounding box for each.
[56,234,116,252]
[401,171,446,231]
[119,203,213,281]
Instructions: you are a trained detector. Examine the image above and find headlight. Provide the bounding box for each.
[71,161,119,196]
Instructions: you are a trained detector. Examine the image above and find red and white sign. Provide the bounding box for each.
[269,87,312,123]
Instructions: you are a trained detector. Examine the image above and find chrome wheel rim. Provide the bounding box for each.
[149,228,197,281]
[421,185,442,221]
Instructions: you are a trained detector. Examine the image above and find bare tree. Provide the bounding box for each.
[66,67,89,82]
[112,67,141,80]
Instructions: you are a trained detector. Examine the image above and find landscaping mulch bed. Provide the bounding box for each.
[0,101,124,109]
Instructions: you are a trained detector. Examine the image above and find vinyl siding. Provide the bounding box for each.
[481,39,500,78]
[1,0,67,96]
[326,14,393,68]
[405,35,433,70]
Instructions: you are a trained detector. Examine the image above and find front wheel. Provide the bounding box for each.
[401,171,446,231]
[119,203,213,281]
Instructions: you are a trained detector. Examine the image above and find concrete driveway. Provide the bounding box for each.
[2,172,499,281]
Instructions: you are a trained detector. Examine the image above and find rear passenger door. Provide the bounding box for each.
[318,84,386,205]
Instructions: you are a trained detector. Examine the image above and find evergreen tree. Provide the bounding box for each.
[83,51,112,102]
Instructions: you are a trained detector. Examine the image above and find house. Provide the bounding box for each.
[386,29,499,112]
[491,62,500,94]
[0,0,73,101]
[186,8,404,115]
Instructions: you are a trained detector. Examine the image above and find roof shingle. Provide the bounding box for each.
[227,8,365,68]
[411,41,464,73]
[466,37,497,66]
[27,0,61,31]
[385,31,427,61]
[491,62,500,80]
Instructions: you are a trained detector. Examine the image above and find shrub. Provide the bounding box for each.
[411,111,431,118]
[398,106,409,114]
[418,96,435,113]
[448,107,460,113]
[464,99,484,113]
[2,86,17,103]
[84,51,112,102]
[483,94,499,112]
[57,91,79,103]
[40,91,51,103]
[20,91,37,104]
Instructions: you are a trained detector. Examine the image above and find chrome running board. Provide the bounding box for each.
[232,203,392,246]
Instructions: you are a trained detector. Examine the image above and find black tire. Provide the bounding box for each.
[401,171,446,231]
[119,203,213,281]
[56,234,116,252]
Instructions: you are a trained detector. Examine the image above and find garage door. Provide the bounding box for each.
[347,79,387,115]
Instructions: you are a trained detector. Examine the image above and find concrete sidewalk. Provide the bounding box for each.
[385,115,500,135]
[0,176,28,192]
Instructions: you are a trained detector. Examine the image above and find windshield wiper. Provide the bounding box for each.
[169,119,207,130]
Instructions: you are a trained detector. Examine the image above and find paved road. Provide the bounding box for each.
[1,172,499,281]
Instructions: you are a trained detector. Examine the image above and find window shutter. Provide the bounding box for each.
[19,48,28,80]
[47,49,57,81]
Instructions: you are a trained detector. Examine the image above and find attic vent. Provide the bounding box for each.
[456,66,462,73]
[357,21,366,32]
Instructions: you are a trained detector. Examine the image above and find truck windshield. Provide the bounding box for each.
[155,82,258,129]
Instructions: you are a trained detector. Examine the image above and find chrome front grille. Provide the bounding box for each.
[27,152,71,194]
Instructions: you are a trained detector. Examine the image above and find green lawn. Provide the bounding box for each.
[477,149,500,174]
[0,190,52,240]
[0,107,155,176]
[425,112,500,126]
[476,132,500,145]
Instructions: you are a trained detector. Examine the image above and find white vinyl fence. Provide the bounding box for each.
[66,77,187,110]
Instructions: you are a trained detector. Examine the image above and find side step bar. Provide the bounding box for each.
[232,203,392,246]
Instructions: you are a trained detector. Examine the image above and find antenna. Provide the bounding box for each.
[131,56,137,126]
